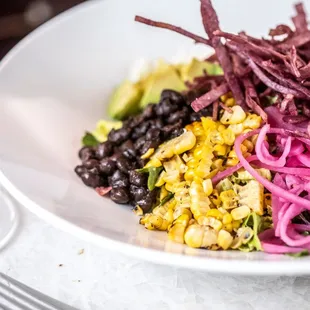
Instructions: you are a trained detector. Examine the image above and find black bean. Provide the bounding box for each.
[88,167,100,175]
[83,159,100,169]
[134,136,146,150]
[190,113,201,122]
[81,172,102,188]
[146,128,161,141]
[142,104,155,119]
[110,188,130,204]
[150,118,164,129]
[120,140,137,159]
[167,110,187,124]
[129,170,147,187]
[140,140,153,155]
[96,141,113,159]
[170,128,184,139]
[116,155,133,174]
[108,127,131,144]
[79,147,95,161]
[134,121,151,138]
[136,190,158,212]
[136,158,148,168]
[74,165,86,177]
[160,89,185,105]
[110,170,129,188]
[161,120,183,139]
[129,185,148,202]
[99,158,116,175]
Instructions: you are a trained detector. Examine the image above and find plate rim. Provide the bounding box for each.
[1,0,310,276]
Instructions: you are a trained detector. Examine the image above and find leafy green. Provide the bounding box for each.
[92,120,122,142]
[137,166,163,191]
[158,192,174,206]
[239,212,262,252]
[287,250,309,258]
[82,132,99,147]
[267,95,278,105]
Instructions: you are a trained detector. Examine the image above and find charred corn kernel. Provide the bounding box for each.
[141,148,154,159]
[202,179,213,196]
[251,134,259,146]
[152,205,167,217]
[134,205,144,216]
[206,209,223,220]
[201,117,217,132]
[243,114,262,129]
[222,213,233,224]
[218,207,228,214]
[209,131,225,145]
[145,157,162,168]
[168,214,190,244]
[184,168,195,182]
[217,124,226,132]
[198,216,223,231]
[152,130,196,161]
[155,171,166,187]
[160,187,169,201]
[164,209,174,223]
[264,193,272,207]
[139,213,151,225]
[242,139,254,153]
[189,180,211,219]
[173,207,192,220]
[220,189,238,209]
[228,123,244,135]
[222,128,235,145]
[231,227,254,249]
[220,106,246,125]
[212,159,224,170]
[209,190,221,206]
[225,97,235,107]
[220,93,229,102]
[228,150,237,158]
[226,157,239,167]
[217,230,233,250]
[223,223,233,232]
[206,168,219,179]
[144,215,170,231]
[184,225,218,248]
[232,220,242,229]
[213,144,227,156]
[240,144,248,154]
[231,206,251,220]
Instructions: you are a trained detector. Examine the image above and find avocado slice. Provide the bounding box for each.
[108,80,143,120]
[180,58,223,82]
[92,119,122,142]
[139,61,186,108]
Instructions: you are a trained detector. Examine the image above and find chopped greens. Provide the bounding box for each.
[82,132,99,147]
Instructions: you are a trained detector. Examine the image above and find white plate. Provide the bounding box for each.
[1,0,310,275]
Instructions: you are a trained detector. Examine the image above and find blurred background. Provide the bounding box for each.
[0,0,86,59]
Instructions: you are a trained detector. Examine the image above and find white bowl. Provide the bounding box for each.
[1,0,310,275]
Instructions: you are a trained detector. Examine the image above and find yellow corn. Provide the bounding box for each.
[155,171,167,187]
[217,229,233,250]
[242,139,254,153]
[243,114,262,129]
[231,206,251,220]
[168,214,190,244]
[222,213,233,224]
[189,180,211,219]
[141,148,154,159]
[206,209,223,220]
[220,189,238,209]
[202,179,213,196]
[209,190,221,206]
[184,224,218,248]
[211,159,224,170]
[197,216,223,231]
[225,98,235,107]
[213,144,227,156]
[227,124,244,135]
[184,168,195,182]
[223,223,233,233]
[226,158,239,167]
[220,106,246,125]
[209,130,225,145]
[232,220,242,230]
[222,128,235,145]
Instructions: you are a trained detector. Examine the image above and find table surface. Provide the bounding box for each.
[1,203,310,310]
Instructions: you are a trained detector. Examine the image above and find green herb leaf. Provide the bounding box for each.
[240,212,262,251]
[147,167,163,191]
[82,132,99,147]
[287,250,309,258]
[136,166,163,191]
[159,192,174,207]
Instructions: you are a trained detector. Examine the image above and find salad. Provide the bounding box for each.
[75,1,310,255]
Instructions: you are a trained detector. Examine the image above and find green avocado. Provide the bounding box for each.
[139,61,186,108]
[180,58,223,82]
[108,80,142,120]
